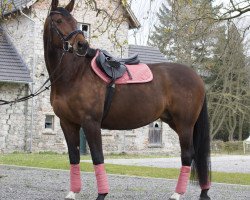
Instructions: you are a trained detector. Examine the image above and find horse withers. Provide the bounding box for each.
[43,1,211,199]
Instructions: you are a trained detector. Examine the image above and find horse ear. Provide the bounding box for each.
[51,0,59,10]
[65,0,75,12]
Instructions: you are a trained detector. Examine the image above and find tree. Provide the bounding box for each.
[130,0,250,45]
[149,0,250,141]
[149,0,217,69]
[206,23,250,141]
[213,0,250,21]
[0,0,12,18]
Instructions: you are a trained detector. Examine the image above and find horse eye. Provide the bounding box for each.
[56,19,63,24]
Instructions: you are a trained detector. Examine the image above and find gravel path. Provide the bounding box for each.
[0,165,249,200]
[82,155,250,174]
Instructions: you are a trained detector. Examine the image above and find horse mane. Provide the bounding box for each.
[52,7,72,17]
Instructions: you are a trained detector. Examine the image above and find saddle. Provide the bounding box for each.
[95,50,140,81]
[93,49,151,121]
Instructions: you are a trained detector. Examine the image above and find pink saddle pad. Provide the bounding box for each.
[91,51,153,84]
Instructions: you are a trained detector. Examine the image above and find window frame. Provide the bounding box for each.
[148,120,163,147]
[45,115,54,130]
[43,113,56,135]
[77,22,91,41]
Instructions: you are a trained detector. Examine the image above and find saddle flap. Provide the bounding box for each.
[91,51,153,85]
[96,51,127,79]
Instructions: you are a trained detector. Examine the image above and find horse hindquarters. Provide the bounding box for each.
[170,97,210,200]
[192,97,211,199]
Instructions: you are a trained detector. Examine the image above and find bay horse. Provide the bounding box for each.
[44,1,211,200]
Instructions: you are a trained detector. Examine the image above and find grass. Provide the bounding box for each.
[211,149,250,155]
[0,153,250,185]
[81,153,171,160]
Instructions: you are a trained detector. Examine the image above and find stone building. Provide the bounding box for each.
[0,0,180,155]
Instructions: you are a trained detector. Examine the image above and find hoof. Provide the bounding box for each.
[96,193,107,200]
[169,192,181,200]
[199,197,211,200]
[65,191,76,200]
[200,189,211,200]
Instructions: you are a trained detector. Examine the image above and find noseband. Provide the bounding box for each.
[49,11,84,53]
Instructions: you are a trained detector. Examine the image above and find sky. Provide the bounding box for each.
[128,0,250,51]
[128,0,165,45]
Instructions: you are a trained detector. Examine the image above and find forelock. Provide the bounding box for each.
[55,7,71,17]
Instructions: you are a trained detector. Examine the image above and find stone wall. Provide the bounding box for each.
[101,122,180,156]
[0,0,180,155]
[0,83,31,153]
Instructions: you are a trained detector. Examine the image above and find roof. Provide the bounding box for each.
[1,0,35,15]
[128,45,168,64]
[0,27,32,83]
[1,1,140,29]
[122,5,140,29]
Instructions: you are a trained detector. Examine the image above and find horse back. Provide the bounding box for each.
[102,62,205,130]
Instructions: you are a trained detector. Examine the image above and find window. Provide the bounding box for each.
[77,22,90,40]
[148,121,162,146]
[45,115,54,130]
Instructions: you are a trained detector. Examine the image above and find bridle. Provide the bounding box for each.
[0,9,97,106]
[49,10,85,54]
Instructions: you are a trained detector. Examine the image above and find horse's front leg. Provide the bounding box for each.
[84,122,109,200]
[60,120,81,200]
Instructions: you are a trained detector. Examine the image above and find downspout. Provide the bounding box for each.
[20,9,36,153]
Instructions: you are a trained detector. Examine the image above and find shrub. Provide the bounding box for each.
[224,141,243,153]
[211,140,225,153]
[211,140,244,154]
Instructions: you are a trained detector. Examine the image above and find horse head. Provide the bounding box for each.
[44,0,89,56]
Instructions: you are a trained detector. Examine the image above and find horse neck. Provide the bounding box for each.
[44,46,91,89]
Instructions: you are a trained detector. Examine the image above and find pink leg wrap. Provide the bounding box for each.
[175,166,191,194]
[94,164,109,194]
[70,164,82,193]
[201,181,211,190]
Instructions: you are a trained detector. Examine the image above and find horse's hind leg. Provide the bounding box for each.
[169,126,194,200]
[60,120,81,200]
[200,189,210,200]
[83,122,109,200]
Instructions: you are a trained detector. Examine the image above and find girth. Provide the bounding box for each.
[95,50,140,120]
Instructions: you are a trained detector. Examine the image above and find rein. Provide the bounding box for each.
[0,10,93,106]
[0,52,66,106]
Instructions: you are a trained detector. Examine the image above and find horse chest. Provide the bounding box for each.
[51,97,68,118]
[51,90,104,123]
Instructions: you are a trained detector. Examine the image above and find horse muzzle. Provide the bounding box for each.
[74,41,89,56]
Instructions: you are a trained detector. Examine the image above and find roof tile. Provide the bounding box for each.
[0,27,32,83]
[128,45,168,64]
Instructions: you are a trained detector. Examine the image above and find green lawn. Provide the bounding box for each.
[0,153,249,185]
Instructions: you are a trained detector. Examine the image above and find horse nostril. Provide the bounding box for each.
[77,41,84,48]
[76,41,89,56]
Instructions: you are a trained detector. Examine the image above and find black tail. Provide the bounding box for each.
[191,96,211,186]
